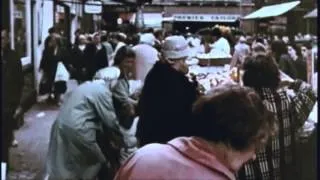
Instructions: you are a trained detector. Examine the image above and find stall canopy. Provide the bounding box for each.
[304,8,317,19]
[243,1,301,20]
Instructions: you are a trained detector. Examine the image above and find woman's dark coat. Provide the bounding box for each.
[84,44,109,80]
[136,61,199,146]
[293,56,307,81]
[71,46,87,82]
[39,47,69,88]
[278,54,298,79]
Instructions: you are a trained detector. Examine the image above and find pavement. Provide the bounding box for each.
[8,80,78,180]
[6,79,141,180]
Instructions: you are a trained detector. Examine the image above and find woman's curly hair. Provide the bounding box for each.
[192,84,277,151]
[242,54,280,90]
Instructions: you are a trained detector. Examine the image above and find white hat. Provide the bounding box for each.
[239,36,246,42]
[94,67,121,81]
[140,33,156,46]
[162,36,190,59]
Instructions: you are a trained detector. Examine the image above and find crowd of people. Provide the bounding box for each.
[41,25,317,180]
[1,23,317,180]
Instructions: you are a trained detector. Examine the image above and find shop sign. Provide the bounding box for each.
[84,0,102,14]
[173,14,240,22]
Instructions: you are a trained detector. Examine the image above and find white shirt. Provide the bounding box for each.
[114,42,126,55]
[210,37,231,55]
[110,41,126,66]
[132,44,159,81]
[234,42,250,64]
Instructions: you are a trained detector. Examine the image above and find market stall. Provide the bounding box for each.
[196,53,232,66]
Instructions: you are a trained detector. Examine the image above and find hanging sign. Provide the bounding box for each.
[173,14,240,22]
[84,0,102,14]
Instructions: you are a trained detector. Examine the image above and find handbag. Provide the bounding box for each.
[54,62,70,82]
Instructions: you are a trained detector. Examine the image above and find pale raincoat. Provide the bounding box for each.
[46,79,123,180]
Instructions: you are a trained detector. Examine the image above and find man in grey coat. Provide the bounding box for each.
[45,67,135,180]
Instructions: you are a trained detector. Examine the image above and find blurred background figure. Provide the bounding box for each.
[287,44,307,81]
[101,31,114,63]
[230,36,250,68]
[39,34,69,104]
[1,29,24,172]
[110,33,127,65]
[70,34,88,84]
[210,27,231,55]
[84,32,109,80]
[133,33,159,82]
[271,40,298,79]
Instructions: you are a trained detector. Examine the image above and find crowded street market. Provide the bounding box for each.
[1,0,318,179]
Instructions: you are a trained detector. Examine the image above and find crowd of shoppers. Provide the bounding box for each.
[3,24,315,180]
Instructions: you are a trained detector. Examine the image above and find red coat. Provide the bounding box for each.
[114,137,236,180]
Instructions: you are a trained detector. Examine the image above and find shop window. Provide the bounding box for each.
[14,0,27,59]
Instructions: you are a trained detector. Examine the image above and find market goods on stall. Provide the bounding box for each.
[196,53,232,66]
[187,66,240,93]
[197,51,232,59]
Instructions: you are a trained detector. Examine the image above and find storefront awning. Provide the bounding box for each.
[304,8,317,19]
[243,1,301,20]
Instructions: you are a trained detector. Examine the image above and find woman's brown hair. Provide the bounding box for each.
[192,84,277,151]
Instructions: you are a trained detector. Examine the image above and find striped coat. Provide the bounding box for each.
[237,80,316,180]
